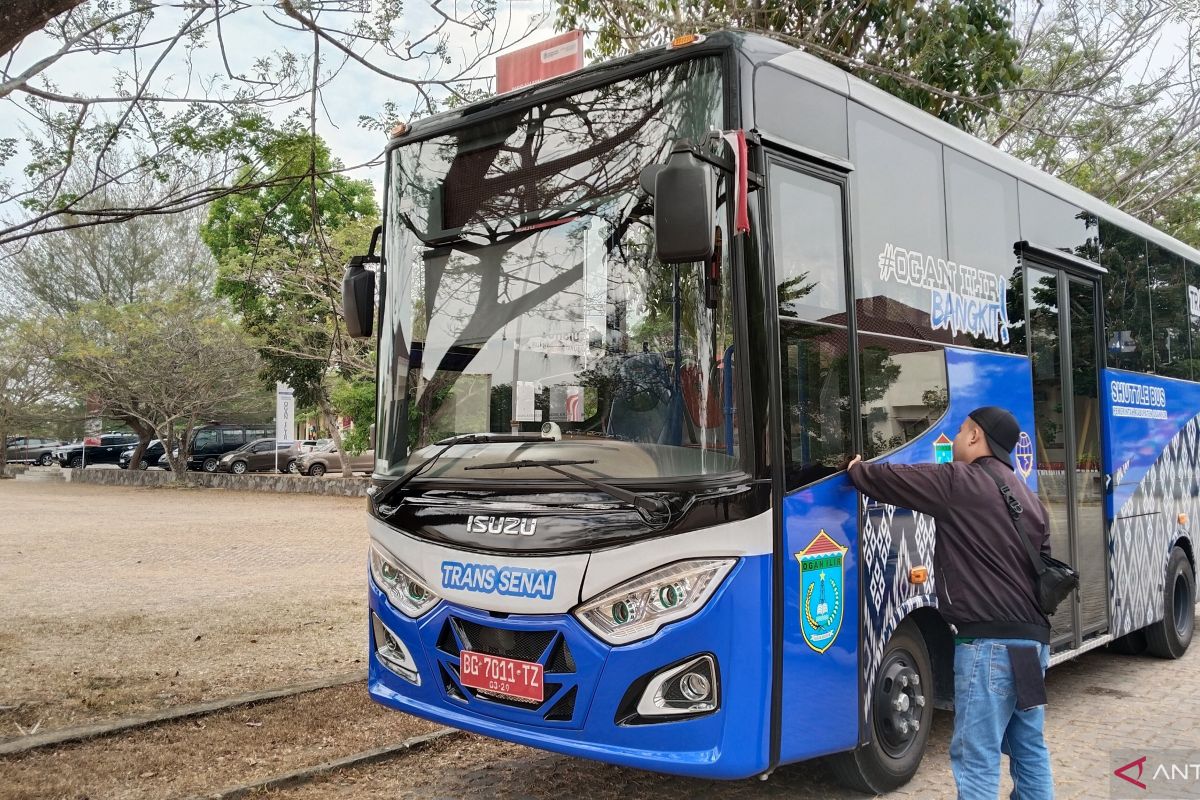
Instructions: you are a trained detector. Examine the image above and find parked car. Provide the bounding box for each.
[296,445,375,477]
[4,436,63,466]
[53,433,140,468]
[186,424,272,472]
[119,440,169,470]
[217,438,296,475]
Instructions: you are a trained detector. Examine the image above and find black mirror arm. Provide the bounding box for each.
[669,139,763,192]
[349,225,384,267]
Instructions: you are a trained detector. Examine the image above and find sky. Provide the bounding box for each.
[0,0,559,211]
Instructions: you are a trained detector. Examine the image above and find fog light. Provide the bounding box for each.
[634,654,719,717]
[679,671,711,702]
[371,613,420,686]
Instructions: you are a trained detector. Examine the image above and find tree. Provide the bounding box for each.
[202,132,378,476]
[54,294,264,478]
[0,1,546,249]
[986,2,1200,246]
[1,167,214,317]
[330,376,376,455]
[0,316,59,475]
[556,0,1023,129]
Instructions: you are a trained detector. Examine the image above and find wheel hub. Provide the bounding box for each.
[874,653,926,758]
[1173,572,1194,639]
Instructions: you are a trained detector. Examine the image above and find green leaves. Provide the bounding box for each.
[201,129,378,418]
[556,0,1021,129]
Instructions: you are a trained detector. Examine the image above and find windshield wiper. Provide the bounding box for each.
[372,433,554,512]
[464,458,669,516]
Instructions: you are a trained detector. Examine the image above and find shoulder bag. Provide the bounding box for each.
[979,461,1080,616]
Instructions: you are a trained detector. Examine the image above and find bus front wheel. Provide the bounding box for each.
[1146,546,1195,659]
[829,620,933,794]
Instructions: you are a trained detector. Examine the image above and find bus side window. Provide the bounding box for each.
[780,321,851,491]
[768,161,851,490]
[858,335,948,459]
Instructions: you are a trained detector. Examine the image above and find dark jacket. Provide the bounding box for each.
[849,456,1052,643]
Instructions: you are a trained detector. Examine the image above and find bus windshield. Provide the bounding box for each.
[376,56,737,481]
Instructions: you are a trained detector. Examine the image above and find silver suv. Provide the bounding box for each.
[4,437,62,466]
[295,445,374,477]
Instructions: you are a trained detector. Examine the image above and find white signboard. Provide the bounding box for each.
[1188,285,1200,319]
[518,330,589,357]
[549,385,584,422]
[275,382,295,445]
[513,381,541,422]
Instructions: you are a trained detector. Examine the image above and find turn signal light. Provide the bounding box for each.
[1179,513,1189,526]
[668,33,706,49]
[909,566,929,585]
[388,121,409,138]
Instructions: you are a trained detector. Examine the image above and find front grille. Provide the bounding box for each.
[443,618,558,665]
[543,686,577,721]
[439,663,466,701]
[435,616,581,723]
[545,637,576,674]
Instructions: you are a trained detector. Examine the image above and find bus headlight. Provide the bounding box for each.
[369,544,440,618]
[574,559,735,644]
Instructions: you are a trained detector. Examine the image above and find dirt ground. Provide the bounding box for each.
[0,480,368,737]
[263,645,1200,800]
[0,683,442,800]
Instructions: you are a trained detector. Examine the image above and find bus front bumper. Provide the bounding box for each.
[366,554,772,779]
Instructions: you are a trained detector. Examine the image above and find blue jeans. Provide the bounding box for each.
[950,639,1053,800]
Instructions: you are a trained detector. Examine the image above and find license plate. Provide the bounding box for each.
[458,650,544,703]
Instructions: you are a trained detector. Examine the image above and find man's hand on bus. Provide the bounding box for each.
[847,454,862,471]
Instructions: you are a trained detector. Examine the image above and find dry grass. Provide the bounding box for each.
[0,480,366,736]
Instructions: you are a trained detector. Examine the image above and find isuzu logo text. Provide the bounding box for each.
[467,515,536,536]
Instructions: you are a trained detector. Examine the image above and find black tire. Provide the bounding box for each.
[230,460,248,475]
[281,459,294,474]
[38,453,53,467]
[1146,546,1195,659]
[308,463,326,477]
[829,621,933,794]
[137,459,149,470]
[202,457,219,473]
[1107,628,1148,656]
[287,460,299,474]
[69,455,84,469]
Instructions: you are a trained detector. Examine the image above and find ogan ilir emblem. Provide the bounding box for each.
[1015,431,1034,481]
[796,530,847,654]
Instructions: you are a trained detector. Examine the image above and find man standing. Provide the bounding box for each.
[847,406,1054,800]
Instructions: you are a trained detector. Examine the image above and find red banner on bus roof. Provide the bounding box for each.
[496,30,584,94]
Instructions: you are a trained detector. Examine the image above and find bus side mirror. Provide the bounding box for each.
[643,145,715,264]
[343,225,382,339]
[343,259,376,339]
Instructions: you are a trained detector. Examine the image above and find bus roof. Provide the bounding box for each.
[765,46,1200,266]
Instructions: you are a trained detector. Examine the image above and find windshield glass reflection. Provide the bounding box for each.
[377,58,736,481]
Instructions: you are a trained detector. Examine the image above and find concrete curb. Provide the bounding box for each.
[62,467,371,497]
[192,727,461,800]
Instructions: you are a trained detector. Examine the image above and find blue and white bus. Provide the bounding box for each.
[342,31,1198,792]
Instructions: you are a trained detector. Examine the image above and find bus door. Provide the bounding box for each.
[1024,260,1109,651]
[762,148,862,761]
